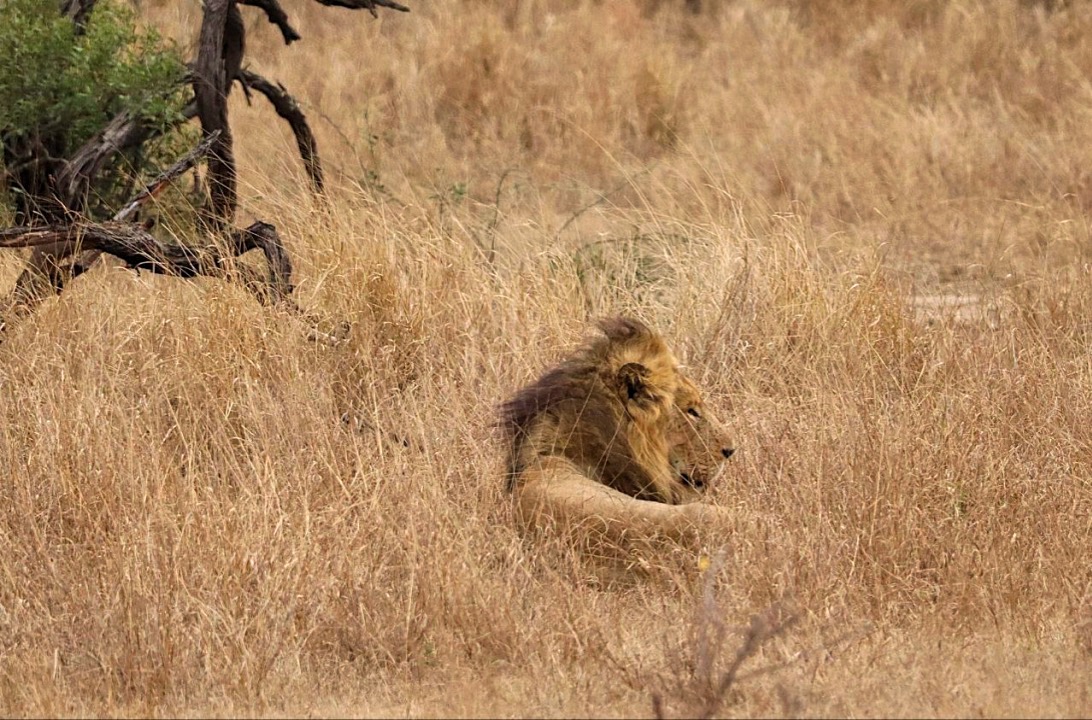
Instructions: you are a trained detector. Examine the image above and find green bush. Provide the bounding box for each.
[0,0,190,220]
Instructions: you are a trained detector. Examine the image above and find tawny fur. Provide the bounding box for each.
[500,317,734,540]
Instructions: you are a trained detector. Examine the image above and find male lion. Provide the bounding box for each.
[501,317,735,541]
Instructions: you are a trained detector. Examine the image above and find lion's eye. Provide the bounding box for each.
[686,408,701,419]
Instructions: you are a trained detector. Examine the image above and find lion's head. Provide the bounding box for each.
[501,317,734,506]
[668,374,735,499]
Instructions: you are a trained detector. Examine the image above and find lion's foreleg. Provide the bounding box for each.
[513,457,715,542]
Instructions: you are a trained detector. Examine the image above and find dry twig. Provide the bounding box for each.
[650,550,799,720]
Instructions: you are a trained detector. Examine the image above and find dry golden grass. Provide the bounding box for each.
[2,0,1091,716]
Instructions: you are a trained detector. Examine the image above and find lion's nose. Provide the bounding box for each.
[722,447,735,459]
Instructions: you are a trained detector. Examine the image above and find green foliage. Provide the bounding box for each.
[0,0,190,217]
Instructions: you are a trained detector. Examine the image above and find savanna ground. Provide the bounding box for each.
[2,0,1091,716]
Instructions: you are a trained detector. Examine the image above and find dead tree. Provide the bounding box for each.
[0,0,410,337]
[1,132,296,329]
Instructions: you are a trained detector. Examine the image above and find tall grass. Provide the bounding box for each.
[1,0,1090,715]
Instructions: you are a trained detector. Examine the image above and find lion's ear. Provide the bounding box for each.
[617,362,655,403]
[598,317,653,345]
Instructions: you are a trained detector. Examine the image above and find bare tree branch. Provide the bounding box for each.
[238,69,324,193]
[0,132,350,342]
[238,0,302,44]
[311,0,410,17]
[52,111,139,213]
[54,101,198,216]
[0,220,294,306]
[1,129,217,326]
[114,130,220,223]
[17,100,201,311]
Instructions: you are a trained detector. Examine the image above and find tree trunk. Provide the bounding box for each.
[194,0,243,230]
